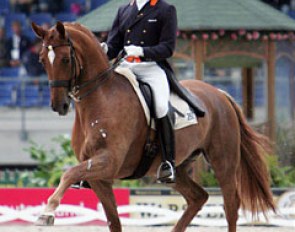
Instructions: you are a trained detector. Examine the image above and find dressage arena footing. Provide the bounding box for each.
[0,226,294,232]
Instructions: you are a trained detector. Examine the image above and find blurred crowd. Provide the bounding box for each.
[262,0,295,13]
[0,0,295,77]
[0,21,45,76]
[0,0,108,77]
[10,0,65,15]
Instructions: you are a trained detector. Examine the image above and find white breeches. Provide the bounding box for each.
[120,61,170,118]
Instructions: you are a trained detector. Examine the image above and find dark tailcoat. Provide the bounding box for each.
[7,34,31,60]
[107,0,205,117]
[106,0,177,69]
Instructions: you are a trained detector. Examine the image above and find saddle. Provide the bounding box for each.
[122,71,205,180]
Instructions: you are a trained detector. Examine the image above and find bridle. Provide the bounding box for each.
[43,36,122,102]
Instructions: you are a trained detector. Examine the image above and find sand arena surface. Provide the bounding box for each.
[0,226,294,232]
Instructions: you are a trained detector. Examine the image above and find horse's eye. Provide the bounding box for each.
[62,57,70,64]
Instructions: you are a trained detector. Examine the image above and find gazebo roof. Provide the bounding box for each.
[78,0,295,32]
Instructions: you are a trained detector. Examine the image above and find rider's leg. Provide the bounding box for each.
[129,62,176,183]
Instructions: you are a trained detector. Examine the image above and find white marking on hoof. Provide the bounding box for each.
[35,213,55,226]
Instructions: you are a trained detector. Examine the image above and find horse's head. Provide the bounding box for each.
[32,21,76,116]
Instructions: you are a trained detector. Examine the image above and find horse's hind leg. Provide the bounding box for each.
[209,145,241,232]
[88,180,122,232]
[172,162,209,232]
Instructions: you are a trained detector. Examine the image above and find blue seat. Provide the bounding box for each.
[288,10,295,19]
[41,86,50,106]
[55,13,77,22]
[0,67,20,77]
[0,85,15,106]
[64,0,86,13]
[24,28,37,42]
[90,0,108,10]
[4,13,28,36]
[29,13,54,26]
[17,85,40,107]
[0,0,10,15]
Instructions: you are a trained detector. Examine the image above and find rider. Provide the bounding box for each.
[102,0,177,183]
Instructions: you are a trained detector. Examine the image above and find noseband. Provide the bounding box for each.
[43,36,122,102]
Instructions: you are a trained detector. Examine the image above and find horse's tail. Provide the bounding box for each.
[223,92,276,216]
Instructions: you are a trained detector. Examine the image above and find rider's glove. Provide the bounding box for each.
[124,45,144,57]
[100,42,108,54]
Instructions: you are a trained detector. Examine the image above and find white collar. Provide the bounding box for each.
[136,0,149,11]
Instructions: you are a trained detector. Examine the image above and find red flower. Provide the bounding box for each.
[239,29,246,35]
[211,33,218,40]
[252,31,260,40]
[202,33,209,40]
[231,33,238,40]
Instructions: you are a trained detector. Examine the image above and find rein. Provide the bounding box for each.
[43,37,124,102]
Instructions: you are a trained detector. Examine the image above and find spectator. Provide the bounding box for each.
[7,21,31,67]
[22,40,45,77]
[71,3,83,16]
[0,28,10,68]
[12,0,34,15]
[38,0,64,14]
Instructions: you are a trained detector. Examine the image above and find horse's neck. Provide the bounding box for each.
[73,72,132,133]
[70,28,109,82]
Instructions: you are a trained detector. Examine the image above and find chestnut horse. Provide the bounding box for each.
[31,21,275,232]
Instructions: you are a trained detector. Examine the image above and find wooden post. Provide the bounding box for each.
[195,40,204,80]
[193,39,205,182]
[267,41,276,141]
[242,67,254,119]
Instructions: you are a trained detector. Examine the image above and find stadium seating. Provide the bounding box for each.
[0,85,15,106]
[29,13,54,26]
[288,10,295,19]
[90,0,108,10]
[17,85,40,107]
[41,86,50,106]
[55,13,77,22]
[0,0,10,15]
[0,67,20,77]
[24,27,37,42]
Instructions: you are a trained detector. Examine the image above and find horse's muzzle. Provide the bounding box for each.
[51,102,70,116]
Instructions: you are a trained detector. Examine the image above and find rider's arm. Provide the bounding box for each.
[142,5,177,61]
[106,7,124,60]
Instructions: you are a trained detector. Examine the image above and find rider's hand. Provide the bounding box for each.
[100,42,108,54]
[124,45,144,57]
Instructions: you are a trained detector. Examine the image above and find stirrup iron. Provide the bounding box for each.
[157,160,175,183]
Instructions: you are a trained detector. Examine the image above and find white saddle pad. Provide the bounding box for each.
[115,67,198,130]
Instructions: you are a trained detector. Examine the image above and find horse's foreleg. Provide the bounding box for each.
[36,152,117,226]
[172,162,209,232]
[88,180,122,232]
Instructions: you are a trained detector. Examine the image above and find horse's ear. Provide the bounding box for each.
[31,22,46,39]
[56,21,66,39]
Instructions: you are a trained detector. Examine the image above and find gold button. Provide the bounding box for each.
[143,30,147,33]
[140,41,144,45]
[127,40,131,44]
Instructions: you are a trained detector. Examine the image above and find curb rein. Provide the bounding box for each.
[44,36,124,102]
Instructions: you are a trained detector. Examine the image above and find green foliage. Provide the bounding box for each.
[19,132,295,188]
[276,124,295,167]
[21,135,77,187]
[266,155,295,187]
[200,168,218,187]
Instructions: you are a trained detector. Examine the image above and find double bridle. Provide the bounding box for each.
[43,36,121,102]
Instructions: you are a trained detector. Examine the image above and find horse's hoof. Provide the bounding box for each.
[35,214,55,226]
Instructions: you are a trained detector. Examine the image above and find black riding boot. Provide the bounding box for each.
[156,115,176,183]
